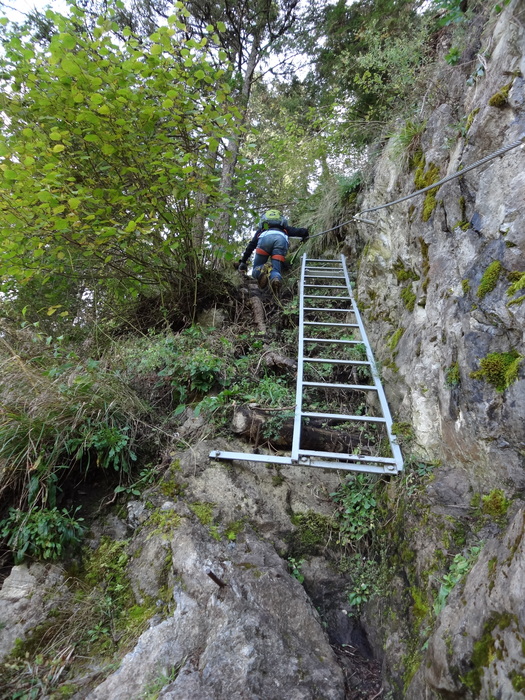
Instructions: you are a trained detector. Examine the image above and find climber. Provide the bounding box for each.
[234,209,309,294]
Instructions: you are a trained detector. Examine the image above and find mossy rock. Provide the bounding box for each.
[470,350,522,392]
[488,81,513,108]
[476,260,503,299]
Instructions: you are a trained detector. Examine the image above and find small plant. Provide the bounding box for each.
[0,507,85,563]
[507,272,525,307]
[434,546,481,616]
[481,489,510,521]
[346,555,381,611]
[445,47,460,65]
[445,362,460,387]
[288,557,305,583]
[332,474,378,546]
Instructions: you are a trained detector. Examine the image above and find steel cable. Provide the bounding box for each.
[306,135,525,240]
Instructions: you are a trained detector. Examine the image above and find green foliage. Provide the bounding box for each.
[0,2,241,319]
[476,260,502,298]
[445,46,461,65]
[433,546,481,616]
[346,555,381,610]
[0,506,85,563]
[388,120,426,159]
[287,557,305,584]
[462,279,471,295]
[432,0,469,26]
[0,333,148,514]
[332,474,378,546]
[470,349,522,392]
[445,362,461,387]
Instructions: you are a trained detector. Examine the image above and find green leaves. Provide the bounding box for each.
[0,0,240,313]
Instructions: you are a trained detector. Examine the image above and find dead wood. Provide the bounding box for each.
[250,296,266,334]
[231,405,371,453]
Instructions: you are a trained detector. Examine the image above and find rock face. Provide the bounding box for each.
[90,524,344,700]
[409,508,525,699]
[357,0,525,492]
[0,563,67,662]
[87,441,347,699]
[351,0,525,696]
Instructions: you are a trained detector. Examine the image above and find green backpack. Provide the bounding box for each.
[260,209,288,230]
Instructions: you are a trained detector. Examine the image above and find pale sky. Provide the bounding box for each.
[1,0,68,22]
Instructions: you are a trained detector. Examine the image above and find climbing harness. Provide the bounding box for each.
[210,254,403,474]
[306,135,525,238]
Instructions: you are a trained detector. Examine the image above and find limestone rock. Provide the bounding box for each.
[0,563,68,662]
[87,522,345,700]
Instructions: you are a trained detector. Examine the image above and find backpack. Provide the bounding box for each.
[260,209,288,231]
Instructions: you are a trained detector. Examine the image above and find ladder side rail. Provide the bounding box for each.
[290,254,307,463]
[340,255,404,472]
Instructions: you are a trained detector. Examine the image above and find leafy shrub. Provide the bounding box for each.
[332,474,378,546]
[0,507,85,563]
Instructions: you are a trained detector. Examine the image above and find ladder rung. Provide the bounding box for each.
[297,449,395,464]
[303,381,377,390]
[306,259,341,263]
[304,308,353,313]
[304,296,352,301]
[304,275,346,279]
[304,322,358,328]
[304,358,370,365]
[304,338,362,344]
[304,285,348,289]
[301,411,386,422]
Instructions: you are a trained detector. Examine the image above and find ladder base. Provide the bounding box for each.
[209,450,400,474]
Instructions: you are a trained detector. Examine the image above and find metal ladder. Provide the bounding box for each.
[210,254,403,474]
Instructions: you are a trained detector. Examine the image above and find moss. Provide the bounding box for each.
[465,107,480,131]
[391,422,414,440]
[401,286,417,312]
[470,350,522,392]
[462,617,498,693]
[394,259,420,283]
[487,557,497,579]
[510,671,525,692]
[419,238,429,273]
[445,362,461,387]
[454,220,470,231]
[289,511,337,556]
[462,279,470,295]
[482,489,510,520]
[189,502,215,526]
[147,509,182,540]
[189,502,220,540]
[476,260,503,298]
[414,157,441,222]
[224,519,244,541]
[387,327,405,353]
[488,81,513,108]
[507,272,525,306]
